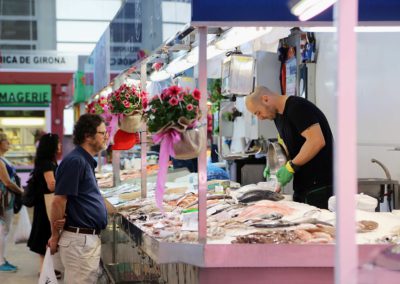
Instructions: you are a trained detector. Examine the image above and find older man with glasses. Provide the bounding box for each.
[48,114,109,283]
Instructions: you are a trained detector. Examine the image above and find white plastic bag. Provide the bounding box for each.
[38,247,58,284]
[13,206,31,244]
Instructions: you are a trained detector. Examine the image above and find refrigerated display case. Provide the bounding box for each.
[0,109,50,169]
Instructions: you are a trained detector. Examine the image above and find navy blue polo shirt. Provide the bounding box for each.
[55,146,107,230]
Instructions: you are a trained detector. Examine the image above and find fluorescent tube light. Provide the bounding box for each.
[150,70,171,82]
[302,26,400,33]
[290,0,336,21]
[1,118,45,126]
[355,26,400,32]
[186,45,225,64]
[215,27,272,50]
[165,55,195,75]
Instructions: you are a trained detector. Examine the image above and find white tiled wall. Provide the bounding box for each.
[316,32,400,182]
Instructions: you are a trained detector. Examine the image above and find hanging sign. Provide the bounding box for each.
[0,51,77,71]
[0,85,52,107]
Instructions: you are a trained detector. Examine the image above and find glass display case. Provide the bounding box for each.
[0,110,48,168]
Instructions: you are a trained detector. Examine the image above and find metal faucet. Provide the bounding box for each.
[371,158,391,180]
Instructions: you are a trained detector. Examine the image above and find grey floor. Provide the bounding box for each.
[0,208,48,284]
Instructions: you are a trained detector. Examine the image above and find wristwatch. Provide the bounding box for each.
[289,160,301,173]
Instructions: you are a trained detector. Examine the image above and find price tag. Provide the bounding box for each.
[181,210,198,231]
[215,185,224,194]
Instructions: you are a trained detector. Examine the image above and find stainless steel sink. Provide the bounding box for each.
[358,159,399,211]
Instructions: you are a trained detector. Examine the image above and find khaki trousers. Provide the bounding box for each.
[58,231,101,284]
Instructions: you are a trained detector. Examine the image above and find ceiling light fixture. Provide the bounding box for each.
[186,44,226,64]
[1,118,45,127]
[150,70,171,82]
[290,0,337,22]
[215,27,273,50]
[165,55,196,75]
[302,26,400,33]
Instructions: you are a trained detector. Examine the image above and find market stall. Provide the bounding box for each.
[99,175,399,283]
[87,1,400,283]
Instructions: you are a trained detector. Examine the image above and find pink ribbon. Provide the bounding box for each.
[152,130,181,211]
[105,113,123,145]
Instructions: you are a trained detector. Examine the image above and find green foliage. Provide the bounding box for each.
[86,97,107,114]
[209,79,223,114]
[108,84,147,115]
[145,86,201,133]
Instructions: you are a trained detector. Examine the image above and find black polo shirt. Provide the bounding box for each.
[274,96,333,193]
[55,146,107,230]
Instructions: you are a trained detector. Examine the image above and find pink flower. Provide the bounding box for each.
[138,49,146,59]
[123,100,131,108]
[169,85,182,96]
[142,98,148,109]
[169,97,179,106]
[192,88,201,101]
[125,93,130,100]
[151,108,156,113]
[140,91,147,98]
[152,62,163,71]
[177,93,185,101]
[161,91,169,100]
[186,104,194,111]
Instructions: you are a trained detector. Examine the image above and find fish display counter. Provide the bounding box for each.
[99,176,400,283]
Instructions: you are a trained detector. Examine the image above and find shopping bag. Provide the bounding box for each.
[38,247,58,284]
[13,206,31,244]
[44,193,54,221]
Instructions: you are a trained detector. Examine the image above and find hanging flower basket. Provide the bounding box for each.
[108,83,147,115]
[85,97,108,114]
[154,116,205,160]
[145,85,203,210]
[120,112,142,133]
[147,85,204,159]
[107,83,147,135]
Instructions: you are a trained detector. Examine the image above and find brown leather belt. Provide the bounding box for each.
[64,226,100,235]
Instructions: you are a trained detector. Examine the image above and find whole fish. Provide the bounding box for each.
[238,190,284,203]
[252,220,298,228]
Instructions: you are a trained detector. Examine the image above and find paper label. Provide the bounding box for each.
[181,211,198,231]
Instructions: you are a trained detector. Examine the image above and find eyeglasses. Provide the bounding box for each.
[97,131,108,137]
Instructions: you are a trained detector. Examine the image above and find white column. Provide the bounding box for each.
[335,0,358,283]
[197,26,208,243]
[141,63,148,198]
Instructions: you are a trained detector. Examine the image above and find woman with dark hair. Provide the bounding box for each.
[27,133,61,276]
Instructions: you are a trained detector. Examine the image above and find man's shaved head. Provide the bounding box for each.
[245,86,280,120]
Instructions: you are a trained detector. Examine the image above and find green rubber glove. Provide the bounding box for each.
[263,166,270,179]
[276,164,294,187]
